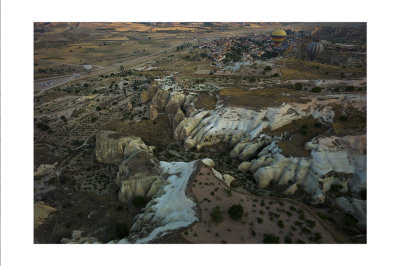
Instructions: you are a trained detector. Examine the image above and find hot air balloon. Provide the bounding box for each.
[270,29,287,48]
[306,41,324,60]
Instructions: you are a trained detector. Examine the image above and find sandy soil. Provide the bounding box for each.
[182,165,336,244]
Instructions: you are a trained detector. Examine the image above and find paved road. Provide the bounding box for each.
[34,37,216,95]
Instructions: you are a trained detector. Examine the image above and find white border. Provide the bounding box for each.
[2,0,400,265]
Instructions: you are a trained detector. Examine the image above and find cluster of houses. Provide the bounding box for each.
[193,30,310,64]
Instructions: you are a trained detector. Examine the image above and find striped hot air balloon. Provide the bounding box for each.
[271,29,287,47]
[306,41,324,60]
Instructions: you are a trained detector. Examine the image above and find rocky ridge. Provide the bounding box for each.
[95,130,162,203]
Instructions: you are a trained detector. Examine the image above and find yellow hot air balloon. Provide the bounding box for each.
[270,29,287,47]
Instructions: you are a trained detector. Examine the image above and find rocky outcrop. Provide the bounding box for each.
[95,130,152,166]
[173,95,366,151]
[246,135,366,204]
[173,117,203,141]
[152,89,170,110]
[222,174,236,187]
[127,161,199,243]
[166,92,185,118]
[141,77,198,127]
[149,104,158,120]
[172,108,185,131]
[335,197,366,229]
[95,130,162,204]
[34,201,56,229]
[60,230,99,244]
[141,90,151,103]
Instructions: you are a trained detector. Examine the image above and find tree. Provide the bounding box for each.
[210,206,224,224]
[228,204,243,221]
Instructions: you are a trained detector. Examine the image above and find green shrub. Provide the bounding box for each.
[210,206,224,224]
[330,184,343,192]
[270,73,279,78]
[228,204,244,221]
[284,235,292,243]
[115,223,129,238]
[278,220,284,228]
[294,82,303,90]
[132,196,147,208]
[314,122,321,128]
[257,217,263,224]
[339,115,348,121]
[263,233,280,244]
[36,122,50,131]
[311,87,323,93]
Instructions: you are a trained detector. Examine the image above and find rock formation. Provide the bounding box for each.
[34,201,56,229]
[95,130,162,203]
[173,95,365,151]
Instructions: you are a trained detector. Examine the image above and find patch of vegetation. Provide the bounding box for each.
[263,233,280,244]
[210,206,224,224]
[115,223,129,238]
[278,220,284,229]
[132,196,147,208]
[228,204,244,221]
[294,82,303,90]
[284,235,292,244]
[311,87,323,93]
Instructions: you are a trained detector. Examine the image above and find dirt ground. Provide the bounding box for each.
[218,87,309,109]
[181,165,336,244]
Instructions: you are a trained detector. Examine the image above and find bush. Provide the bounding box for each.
[264,66,272,71]
[314,122,322,128]
[228,204,244,221]
[278,220,284,228]
[294,82,303,90]
[96,106,101,111]
[36,122,50,131]
[132,196,147,208]
[339,115,348,121]
[330,184,343,192]
[115,223,129,238]
[284,235,292,243]
[270,73,279,78]
[345,86,355,92]
[311,87,323,93]
[210,206,224,224]
[263,233,280,243]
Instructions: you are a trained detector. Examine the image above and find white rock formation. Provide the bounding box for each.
[250,135,366,203]
[335,197,366,229]
[174,94,365,151]
[127,161,199,243]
